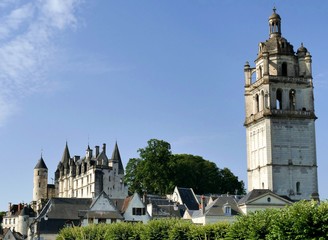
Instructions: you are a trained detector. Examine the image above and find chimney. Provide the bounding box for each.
[8,202,12,212]
[102,143,106,154]
[95,146,99,157]
[200,195,205,214]
[143,192,147,204]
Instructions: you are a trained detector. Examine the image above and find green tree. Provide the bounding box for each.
[124,139,174,195]
[172,154,221,194]
[125,139,245,196]
[218,168,245,195]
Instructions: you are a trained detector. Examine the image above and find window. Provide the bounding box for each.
[254,94,259,113]
[38,170,40,176]
[296,182,301,194]
[132,207,146,216]
[276,89,283,109]
[267,197,271,202]
[225,206,231,215]
[258,66,262,79]
[289,89,296,110]
[39,182,41,188]
[13,219,15,224]
[282,62,287,76]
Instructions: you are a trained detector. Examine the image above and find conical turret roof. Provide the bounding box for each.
[61,142,71,164]
[34,156,47,169]
[111,142,124,174]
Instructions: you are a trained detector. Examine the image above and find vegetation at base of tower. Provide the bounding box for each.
[57,201,328,240]
[56,219,230,240]
[226,200,328,240]
[124,139,245,195]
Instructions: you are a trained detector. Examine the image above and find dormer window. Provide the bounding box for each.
[223,203,231,216]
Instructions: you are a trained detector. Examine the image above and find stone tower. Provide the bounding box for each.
[243,8,319,201]
[33,155,48,202]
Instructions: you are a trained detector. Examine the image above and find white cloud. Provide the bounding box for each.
[0,0,82,125]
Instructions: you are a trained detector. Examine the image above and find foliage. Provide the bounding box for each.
[124,139,245,195]
[226,208,279,240]
[57,201,328,240]
[56,219,230,240]
[266,200,328,240]
[124,139,175,195]
[0,211,5,233]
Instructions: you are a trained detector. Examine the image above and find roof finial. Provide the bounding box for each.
[273,6,276,13]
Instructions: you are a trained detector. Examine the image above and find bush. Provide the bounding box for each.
[57,201,328,240]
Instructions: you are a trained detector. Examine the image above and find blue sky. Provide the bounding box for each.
[0,0,327,211]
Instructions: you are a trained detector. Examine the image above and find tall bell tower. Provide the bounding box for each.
[244,8,319,200]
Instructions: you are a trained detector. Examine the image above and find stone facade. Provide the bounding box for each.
[33,142,128,209]
[244,8,319,200]
[54,142,127,199]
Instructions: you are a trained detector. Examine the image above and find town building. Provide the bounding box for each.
[243,8,319,201]
[2,203,36,239]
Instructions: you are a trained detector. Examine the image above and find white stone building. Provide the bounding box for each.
[54,142,127,199]
[244,8,319,201]
[32,141,128,210]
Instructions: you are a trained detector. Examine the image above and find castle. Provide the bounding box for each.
[32,142,128,210]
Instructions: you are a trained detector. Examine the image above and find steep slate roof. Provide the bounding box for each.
[206,195,242,216]
[111,142,124,174]
[19,206,36,217]
[34,156,47,169]
[60,142,71,164]
[177,187,199,210]
[37,198,92,234]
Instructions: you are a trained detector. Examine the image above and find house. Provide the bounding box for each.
[29,198,92,240]
[79,191,124,225]
[121,192,151,223]
[2,203,35,239]
[147,196,182,219]
[189,194,242,225]
[1,228,24,240]
[238,189,293,214]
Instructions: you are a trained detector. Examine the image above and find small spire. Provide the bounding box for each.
[273,6,276,13]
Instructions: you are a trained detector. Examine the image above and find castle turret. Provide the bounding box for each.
[33,156,48,202]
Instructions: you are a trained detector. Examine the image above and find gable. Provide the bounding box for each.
[90,195,117,211]
[247,194,290,205]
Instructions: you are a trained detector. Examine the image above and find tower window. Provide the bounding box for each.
[289,89,296,110]
[258,66,262,79]
[296,182,301,194]
[282,62,287,76]
[254,94,259,113]
[276,89,283,109]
